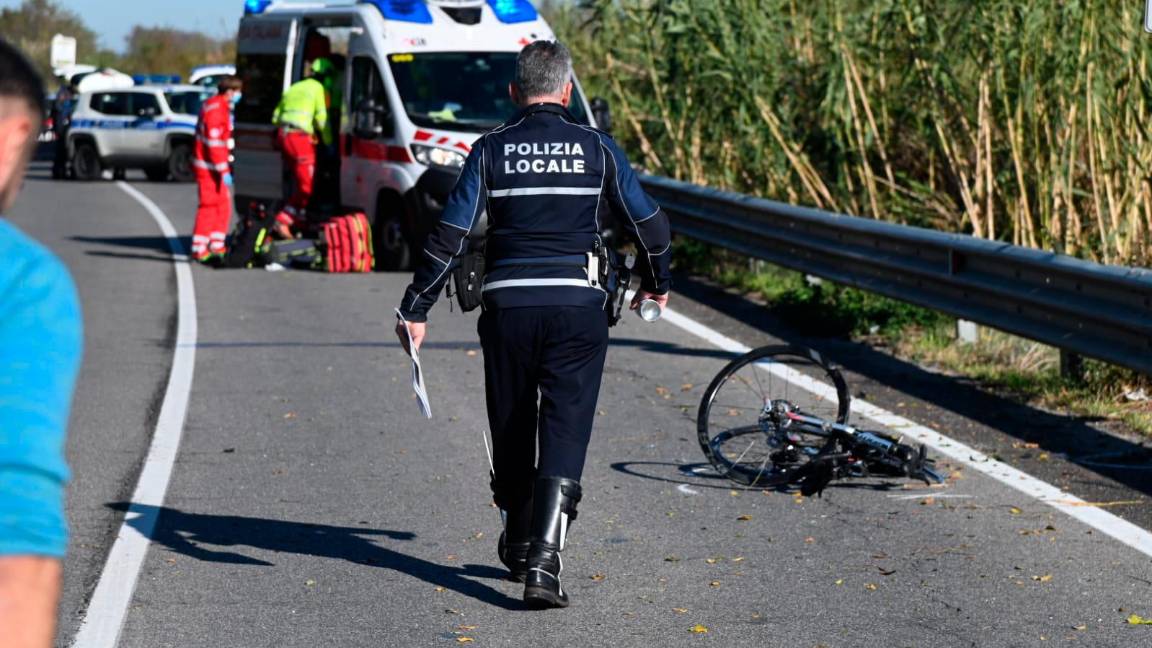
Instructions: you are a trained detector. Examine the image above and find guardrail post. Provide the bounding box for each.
[956,319,979,344]
[1060,350,1085,382]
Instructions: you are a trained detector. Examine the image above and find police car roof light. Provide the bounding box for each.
[487,0,537,24]
[361,0,434,24]
[244,0,272,14]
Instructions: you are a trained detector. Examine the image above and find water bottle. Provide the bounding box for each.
[637,299,662,322]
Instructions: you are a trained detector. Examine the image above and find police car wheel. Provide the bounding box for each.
[375,212,411,271]
[168,143,194,183]
[72,142,102,181]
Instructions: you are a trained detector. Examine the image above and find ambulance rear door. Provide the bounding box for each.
[342,32,408,215]
[233,14,299,203]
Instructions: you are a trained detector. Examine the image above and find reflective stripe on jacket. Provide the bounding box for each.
[398,103,672,322]
[271,78,331,146]
[194,94,232,173]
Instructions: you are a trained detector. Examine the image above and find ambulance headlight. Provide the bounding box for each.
[411,144,465,170]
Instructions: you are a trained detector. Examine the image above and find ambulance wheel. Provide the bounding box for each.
[168,143,194,182]
[72,142,102,181]
[375,211,412,271]
[144,166,168,182]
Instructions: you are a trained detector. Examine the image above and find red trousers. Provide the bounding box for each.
[192,167,231,257]
[279,130,315,222]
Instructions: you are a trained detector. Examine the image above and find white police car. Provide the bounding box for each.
[68,85,210,182]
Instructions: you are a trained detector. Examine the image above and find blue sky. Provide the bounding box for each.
[0,0,248,51]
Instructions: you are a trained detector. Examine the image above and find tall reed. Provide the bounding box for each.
[551,0,1152,265]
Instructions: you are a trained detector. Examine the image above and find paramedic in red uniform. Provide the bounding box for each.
[191,76,243,262]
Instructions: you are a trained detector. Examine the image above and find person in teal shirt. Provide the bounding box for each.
[0,39,83,648]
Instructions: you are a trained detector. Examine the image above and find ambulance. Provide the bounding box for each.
[232,0,607,270]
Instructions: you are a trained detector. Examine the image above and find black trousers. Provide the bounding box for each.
[478,306,608,509]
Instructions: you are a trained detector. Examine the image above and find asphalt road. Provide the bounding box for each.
[8,161,1152,647]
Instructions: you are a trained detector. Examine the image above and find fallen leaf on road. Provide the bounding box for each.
[458,625,477,631]
[1032,574,1053,582]
[664,555,681,562]
[731,556,745,562]
[466,350,478,357]
[1009,506,1023,515]
[709,581,721,587]
[1012,442,1040,449]
[656,386,670,397]
[729,490,740,497]
[919,497,935,506]
[681,383,694,391]
[473,532,484,539]
[689,625,709,634]
[705,558,719,564]
[736,514,752,521]
[1127,614,1152,625]
[804,537,815,544]
[672,608,688,614]
[435,586,446,592]
[877,567,896,576]
[456,638,474,644]
[590,573,606,581]
[1072,625,1086,631]
[305,579,316,586]
[834,579,844,586]
[283,412,297,419]
[864,583,878,591]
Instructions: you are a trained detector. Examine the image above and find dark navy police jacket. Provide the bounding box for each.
[399,103,672,322]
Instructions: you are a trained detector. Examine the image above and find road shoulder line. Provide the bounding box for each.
[70,182,198,647]
[656,302,1152,559]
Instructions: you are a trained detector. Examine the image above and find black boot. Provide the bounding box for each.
[497,495,532,582]
[523,476,582,609]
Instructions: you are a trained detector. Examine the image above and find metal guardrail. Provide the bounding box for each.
[640,174,1152,375]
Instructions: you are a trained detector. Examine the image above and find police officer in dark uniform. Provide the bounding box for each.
[395,40,671,609]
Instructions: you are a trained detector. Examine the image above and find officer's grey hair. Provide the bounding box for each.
[515,40,573,100]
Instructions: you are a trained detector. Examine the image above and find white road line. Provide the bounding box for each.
[71,183,198,648]
[656,303,1152,559]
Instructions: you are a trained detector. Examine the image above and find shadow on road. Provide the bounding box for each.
[106,502,525,610]
[610,337,735,361]
[72,235,186,254]
[672,273,1152,498]
[610,461,909,494]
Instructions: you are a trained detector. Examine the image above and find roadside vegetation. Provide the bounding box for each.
[1,0,235,82]
[548,0,1152,435]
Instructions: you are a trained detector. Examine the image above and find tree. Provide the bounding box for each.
[0,0,111,82]
[119,26,235,77]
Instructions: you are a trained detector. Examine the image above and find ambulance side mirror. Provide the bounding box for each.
[354,99,392,140]
[590,97,611,133]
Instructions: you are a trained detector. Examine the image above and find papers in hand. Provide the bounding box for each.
[395,309,431,419]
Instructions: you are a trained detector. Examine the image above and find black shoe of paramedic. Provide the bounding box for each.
[523,476,581,609]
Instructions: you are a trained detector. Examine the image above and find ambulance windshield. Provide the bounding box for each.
[388,51,588,132]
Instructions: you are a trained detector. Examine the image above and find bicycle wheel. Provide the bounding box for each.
[697,345,851,487]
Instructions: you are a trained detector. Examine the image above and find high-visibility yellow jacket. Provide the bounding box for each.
[272,78,332,146]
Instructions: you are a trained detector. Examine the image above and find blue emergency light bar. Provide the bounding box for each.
[486,0,536,23]
[244,0,537,24]
[362,0,432,23]
[244,0,272,14]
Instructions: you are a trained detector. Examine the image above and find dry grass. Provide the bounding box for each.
[890,325,1152,437]
[553,0,1152,265]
